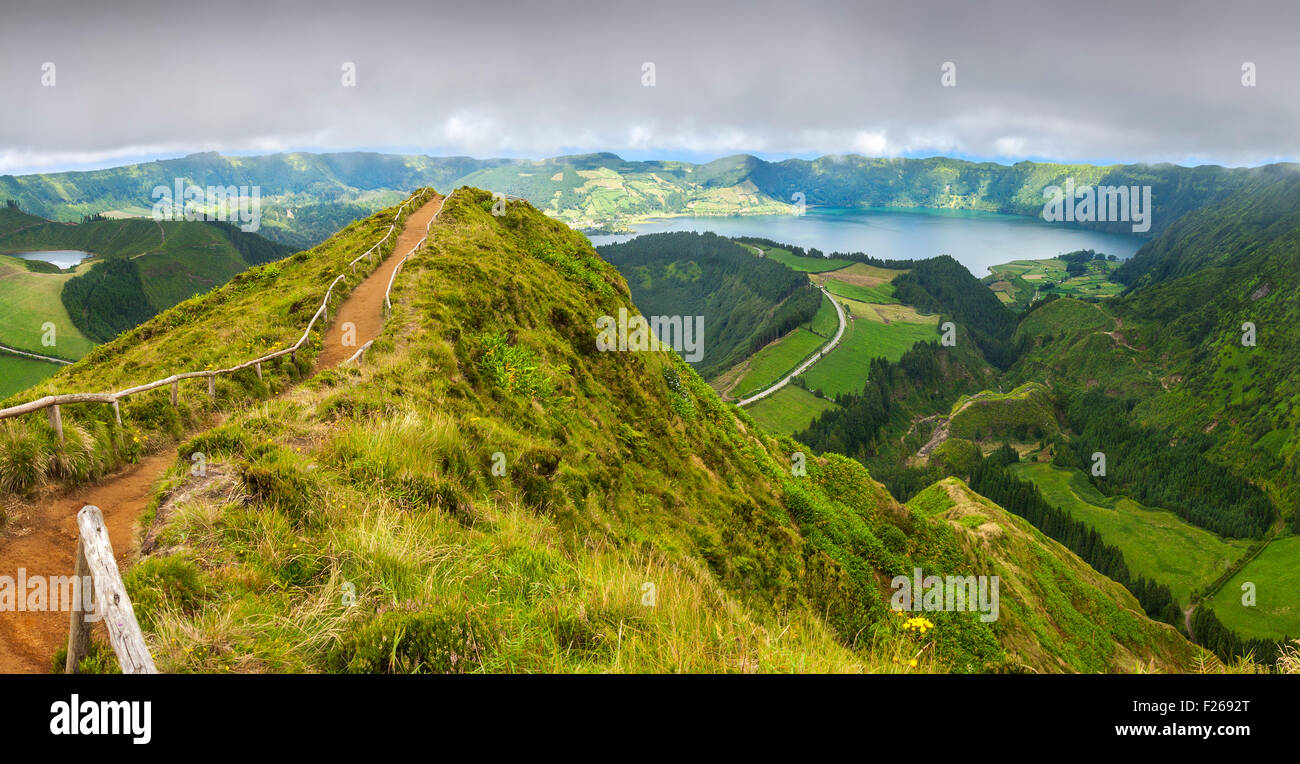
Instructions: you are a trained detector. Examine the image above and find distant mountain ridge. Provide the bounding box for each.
[5,151,1291,248]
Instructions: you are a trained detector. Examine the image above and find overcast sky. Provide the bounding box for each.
[2,0,1298,175]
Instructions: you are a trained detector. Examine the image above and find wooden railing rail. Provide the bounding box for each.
[384,188,460,312]
[0,188,435,438]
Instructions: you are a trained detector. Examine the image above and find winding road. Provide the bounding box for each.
[737,285,847,406]
[0,343,73,365]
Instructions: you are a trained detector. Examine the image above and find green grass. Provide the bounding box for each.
[0,191,436,495]
[0,255,96,359]
[948,383,1059,441]
[799,317,936,398]
[745,384,839,436]
[804,293,840,338]
[761,246,853,273]
[734,328,827,397]
[824,278,899,304]
[1009,462,1250,606]
[0,354,61,400]
[1205,535,1300,640]
[106,188,1201,675]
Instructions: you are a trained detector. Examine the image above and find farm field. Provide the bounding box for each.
[733,327,827,398]
[1009,462,1250,606]
[0,255,95,359]
[1205,535,1300,640]
[0,354,62,400]
[746,383,839,436]
[752,244,854,273]
[798,310,936,398]
[823,278,898,303]
[805,292,840,338]
[986,257,1124,310]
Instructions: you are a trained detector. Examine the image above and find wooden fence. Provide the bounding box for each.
[65,505,157,674]
[384,187,459,312]
[0,188,435,440]
[50,188,447,674]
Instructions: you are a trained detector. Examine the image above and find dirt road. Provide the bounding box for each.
[0,194,443,674]
[737,286,847,407]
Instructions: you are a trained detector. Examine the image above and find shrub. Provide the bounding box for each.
[51,639,121,675]
[476,332,555,399]
[0,421,49,494]
[123,552,205,631]
[237,446,321,525]
[326,605,485,674]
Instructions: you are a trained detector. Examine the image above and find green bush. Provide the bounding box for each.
[326,605,485,674]
[123,552,205,631]
[237,446,321,524]
[0,421,49,494]
[51,639,121,675]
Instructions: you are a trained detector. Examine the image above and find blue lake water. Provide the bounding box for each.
[12,250,92,269]
[585,207,1144,277]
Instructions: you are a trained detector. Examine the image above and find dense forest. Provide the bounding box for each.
[597,231,822,378]
[1192,606,1290,665]
[1055,390,1273,538]
[795,339,987,461]
[60,258,157,342]
[891,255,1022,368]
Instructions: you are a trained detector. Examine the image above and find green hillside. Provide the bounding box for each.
[0,189,1201,674]
[1009,462,1249,606]
[0,205,294,353]
[789,167,1300,654]
[0,152,492,248]
[597,231,821,380]
[0,253,95,359]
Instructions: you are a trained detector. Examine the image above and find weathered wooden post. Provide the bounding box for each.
[207,375,216,400]
[64,538,92,673]
[69,505,158,674]
[47,403,63,443]
[112,399,122,426]
[255,362,262,380]
[170,380,179,407]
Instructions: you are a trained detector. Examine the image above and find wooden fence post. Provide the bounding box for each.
[64,538,92,673]
[113,399,122,426]
[255,362,262,380]
[74,506,158,674]
[207,375,216,400]
[47,403,63,443]
[170,380,178,407]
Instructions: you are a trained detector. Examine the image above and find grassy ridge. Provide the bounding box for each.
[89,188,1200,674]
[0,192,431,495]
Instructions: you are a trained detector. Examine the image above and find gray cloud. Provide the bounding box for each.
[2,0,1298,174]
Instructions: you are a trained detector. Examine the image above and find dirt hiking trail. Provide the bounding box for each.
[0,194,443,674]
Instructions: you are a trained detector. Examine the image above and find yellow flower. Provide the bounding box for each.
[908,658,918,668]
